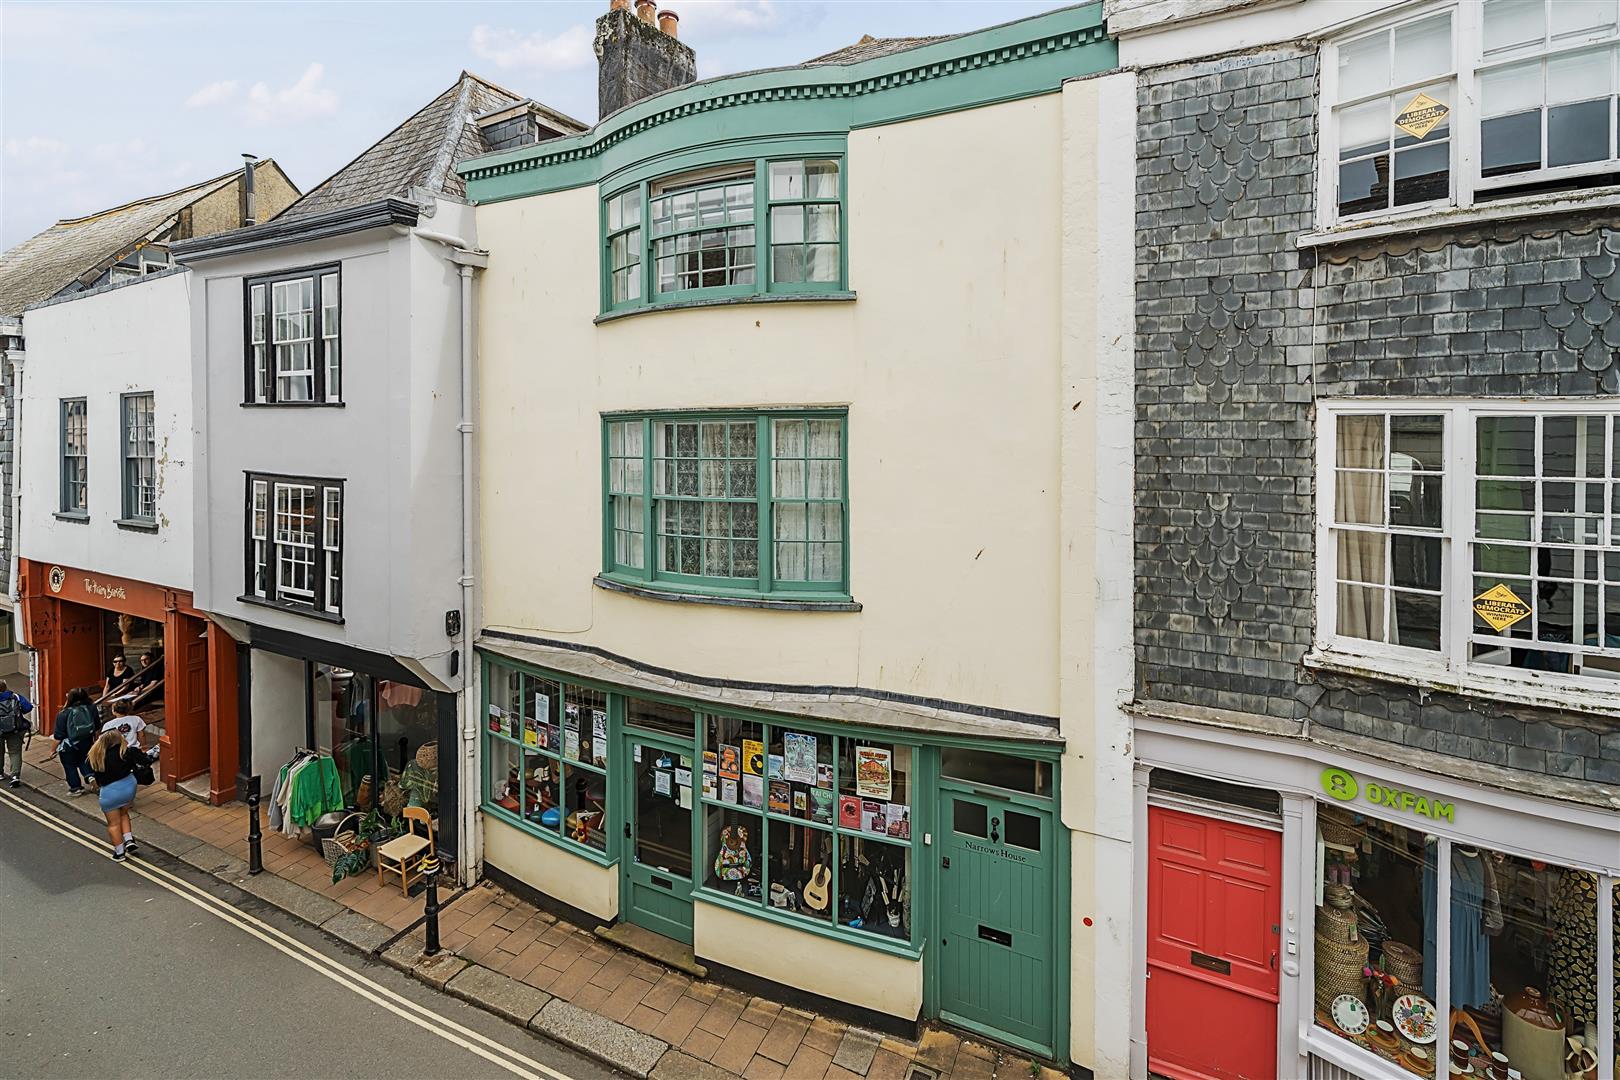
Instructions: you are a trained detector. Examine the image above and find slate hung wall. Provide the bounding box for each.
[1134,47,1620,783]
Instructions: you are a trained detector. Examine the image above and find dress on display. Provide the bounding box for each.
[1547,869,1620,1028]
[1423,846,1501,1009]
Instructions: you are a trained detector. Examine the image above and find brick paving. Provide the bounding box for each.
[23,736,1066,1080]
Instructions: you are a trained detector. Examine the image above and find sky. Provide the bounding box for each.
[0,0,1066,250]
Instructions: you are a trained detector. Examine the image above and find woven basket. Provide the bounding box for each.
[380,777,407,818]
[1324,882,1355,910]
[1317,904,1361,945]
[1318,808,1366,849]
[1382,941,1423,987]
[320,812,365,869]
[1315,932,1370,1011]
[415,741,437,772]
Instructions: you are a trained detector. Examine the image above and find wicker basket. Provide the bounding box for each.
[1382,941,1423,988]
[1318,808,1366,849]
[320,812,365,869]
[1317,904,1361,945]
[415,741,437,771]
[1315,932,1370,1011]
[1324,882,1355,910]
[380,778,407,818]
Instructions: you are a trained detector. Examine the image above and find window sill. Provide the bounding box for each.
[1304,647,1620,722]
[594,574,861,612]
[115,518,158,533]
[694,886,921,960]
[239,401,346,409]
[234,593,345,625]
[1299,186,1620,250]
[595,291,856,324]
[481,802,616,867]
[52,512,89,524]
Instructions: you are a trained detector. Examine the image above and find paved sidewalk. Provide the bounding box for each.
[20,737,1066,1080]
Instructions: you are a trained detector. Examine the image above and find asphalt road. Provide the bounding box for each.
[0,786,618,1080]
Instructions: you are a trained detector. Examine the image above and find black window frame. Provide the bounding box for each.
[243,263,342,406]
[243,471,345,622]
[120,391,156,524]
[59,397,88,516]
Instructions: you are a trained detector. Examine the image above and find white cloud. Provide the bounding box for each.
[469,23,594,72]
[677,0,825,37]
[243,63,340,127]
[185,79,239,109]
[4,135,70,159]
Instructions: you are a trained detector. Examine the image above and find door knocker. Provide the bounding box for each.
[990,816,1000,844]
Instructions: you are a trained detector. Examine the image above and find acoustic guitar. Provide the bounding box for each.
[802,862,832,912]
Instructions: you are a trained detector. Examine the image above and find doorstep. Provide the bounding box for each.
[596,921,708,979]
[16,737,1068,1080]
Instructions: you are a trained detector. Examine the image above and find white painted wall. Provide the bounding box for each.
[18,272,194,591]
[250,648,306,785]
[484,815,620,919]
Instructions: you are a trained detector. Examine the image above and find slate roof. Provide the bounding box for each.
[805,34,953,65]
[0,169,241,317]
[281,72,526,220]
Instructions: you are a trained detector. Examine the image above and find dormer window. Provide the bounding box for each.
[245,265,341,405]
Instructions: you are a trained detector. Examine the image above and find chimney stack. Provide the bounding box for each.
[241,153,258,226]
[595,0,696,119]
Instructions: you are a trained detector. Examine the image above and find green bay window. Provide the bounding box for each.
[600,145,847,314]
[603,410,849,600]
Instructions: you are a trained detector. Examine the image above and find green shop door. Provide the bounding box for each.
[937,785,1056,1057]
[622,733,696,945]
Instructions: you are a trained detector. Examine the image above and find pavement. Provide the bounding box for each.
[15,737,1069,1080]
[0,783,615,1080]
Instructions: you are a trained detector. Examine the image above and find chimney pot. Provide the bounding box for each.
[635,0,656,23]
[657,9,678,36]
[610,0,629,10]
[241,153,259,227]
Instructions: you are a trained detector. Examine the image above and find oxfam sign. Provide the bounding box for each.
[1321,767,1455,823]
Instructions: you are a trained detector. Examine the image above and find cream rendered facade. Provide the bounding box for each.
[466,9,1130,1071]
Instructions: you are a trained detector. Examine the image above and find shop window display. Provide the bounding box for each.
[1315,805,1606,1079]
[483,660,608,855]
[700,717,913,945]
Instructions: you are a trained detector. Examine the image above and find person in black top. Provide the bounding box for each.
[104,654,136,699]
[87,730,155,862]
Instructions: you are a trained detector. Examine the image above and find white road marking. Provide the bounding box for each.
[0,789,579,1080]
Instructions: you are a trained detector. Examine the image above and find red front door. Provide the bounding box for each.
[1147,805,1282,1080]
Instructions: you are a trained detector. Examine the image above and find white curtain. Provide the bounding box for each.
[1335,416,1386,641]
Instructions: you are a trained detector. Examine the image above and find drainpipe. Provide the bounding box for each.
[413,226,488,886]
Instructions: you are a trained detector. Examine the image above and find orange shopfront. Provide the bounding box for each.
[18,559,239,803]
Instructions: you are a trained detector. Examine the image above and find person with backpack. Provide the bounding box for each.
[0,679,36,790]
[52,687,99,797]
[86,729,155,861]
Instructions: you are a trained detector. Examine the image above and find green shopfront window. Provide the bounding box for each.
[701,715,912,943]
[600,153,845,313]
[602,411,849,599]
[484,662,609,853]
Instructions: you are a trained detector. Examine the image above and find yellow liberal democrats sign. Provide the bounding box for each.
[1395,92,1450,140]
[1474,583,1531,632]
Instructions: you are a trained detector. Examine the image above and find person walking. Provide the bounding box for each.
[0,679,36,789]
[101,700,147,749]
[52,687,100,797]
[86,730,154,861]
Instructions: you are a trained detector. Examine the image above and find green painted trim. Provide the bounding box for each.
[594,290,855,324]
[460,3,1114,205]
[694,886,924,961]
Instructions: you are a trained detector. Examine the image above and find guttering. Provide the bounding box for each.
[172,198,420,262]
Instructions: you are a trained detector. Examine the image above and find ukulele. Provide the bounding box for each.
[802,862,831,912]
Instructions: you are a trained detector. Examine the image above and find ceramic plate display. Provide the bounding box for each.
[1331,994,1371,1035]
[1392,993,1439,1044]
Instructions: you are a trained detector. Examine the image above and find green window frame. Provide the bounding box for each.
[600,148,848,314]
[483,661,612,860]
[602,410,850,600]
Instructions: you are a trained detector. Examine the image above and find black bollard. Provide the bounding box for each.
[421,854,442,956]
[244,774,264,876]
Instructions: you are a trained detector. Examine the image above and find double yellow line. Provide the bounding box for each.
[0,787,577,1080]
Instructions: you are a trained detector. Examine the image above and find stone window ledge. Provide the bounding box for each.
[1303,649,1620,723]
[1298,189,1620,250]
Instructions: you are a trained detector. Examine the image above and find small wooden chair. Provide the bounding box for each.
[376,806,434,897]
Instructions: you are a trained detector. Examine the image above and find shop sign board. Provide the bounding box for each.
[1321,767,1455,822]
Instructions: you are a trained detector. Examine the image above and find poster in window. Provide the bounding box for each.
[810,787,834,824]
[654,770,672,797]
[862,800,886,835]
[817,762,833,789]
[793,789,808,817]
[854,746,893,800]
[534,692,550,726]
[742,773,764,809]
[768,781,791,815]
[564,704,581,762]
[702,771,718,800]
[721,778,739,804]
[742,739,765,777]
[674,767,692,788]
[488,704,503,732]
[767,754,784,781]
[523,716,539,747]
[591,709,608,766]
[782,732,817,784]
[886,805,910,840]
[718,744,741,780]
[838,795,861,829]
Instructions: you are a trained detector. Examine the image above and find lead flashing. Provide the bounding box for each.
[172,198,420,262]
